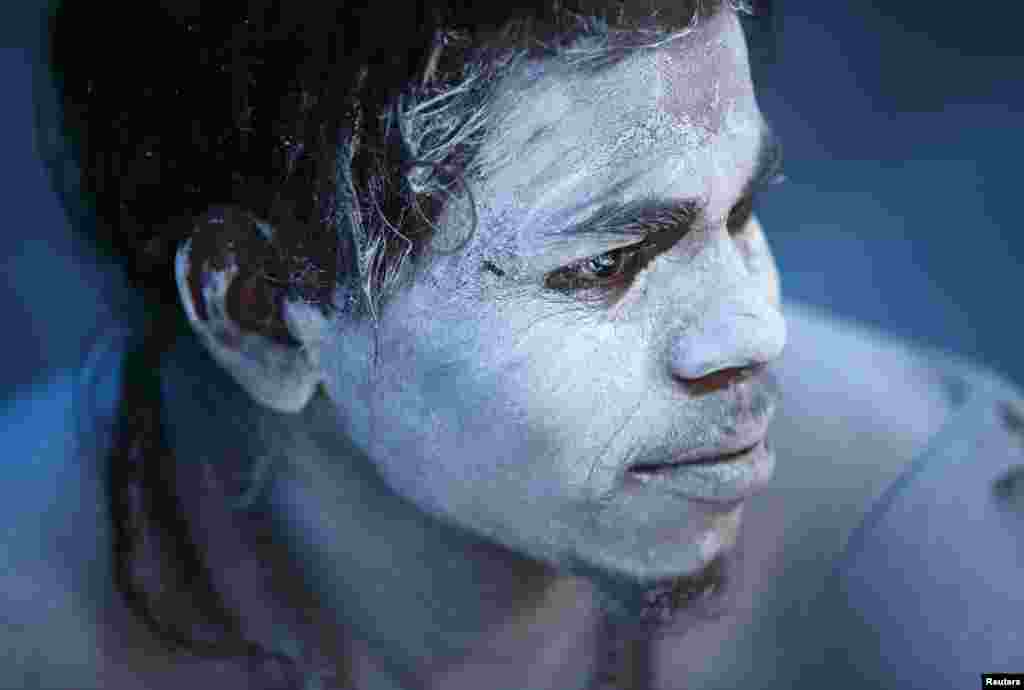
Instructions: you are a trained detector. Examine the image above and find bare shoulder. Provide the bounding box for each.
[659,302,1024,688]
[745,300,964,579]
[653,302,967,687]
[820,351,1024,687]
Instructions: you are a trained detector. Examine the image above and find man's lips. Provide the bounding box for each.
[620,367,781,498]
[623,438,776,503]
[626,414,772,473]
[628,439,763,473]
[627,364,781,471]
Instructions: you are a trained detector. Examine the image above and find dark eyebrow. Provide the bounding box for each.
[550,124,785,242]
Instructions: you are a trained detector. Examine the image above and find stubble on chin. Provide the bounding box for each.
[588,544,743,639]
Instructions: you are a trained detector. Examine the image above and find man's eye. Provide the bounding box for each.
[545,245,650,292]
[727,195,755,234]
[585,250,629,279]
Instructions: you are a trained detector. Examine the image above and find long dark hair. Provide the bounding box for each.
[40,1,767,686]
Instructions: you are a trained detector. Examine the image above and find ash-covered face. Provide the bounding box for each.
[317,9,786,586]
[177,9,786,622]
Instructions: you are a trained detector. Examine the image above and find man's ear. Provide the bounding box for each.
[174,206,329,413]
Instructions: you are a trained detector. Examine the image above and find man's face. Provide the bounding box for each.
[318,9,786,584]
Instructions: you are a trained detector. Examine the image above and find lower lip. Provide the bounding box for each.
[625,439,775,503]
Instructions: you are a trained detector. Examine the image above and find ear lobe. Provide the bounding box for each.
[174,206,327,413]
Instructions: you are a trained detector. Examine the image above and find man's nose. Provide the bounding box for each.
[668,276,787,385]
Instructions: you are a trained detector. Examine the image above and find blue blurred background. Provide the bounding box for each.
[753,3,1024,387]
[2,1,1023,400]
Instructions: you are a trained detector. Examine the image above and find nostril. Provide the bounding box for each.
[684,364,761,395]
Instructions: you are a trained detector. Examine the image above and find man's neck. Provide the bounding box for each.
[258,410,608,689]
[346,577,606,690]
[160,336,609,689]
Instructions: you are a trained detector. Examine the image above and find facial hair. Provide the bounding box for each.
[581,535,744,639]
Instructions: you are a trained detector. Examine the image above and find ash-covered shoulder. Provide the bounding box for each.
[672,302,1024,690]
[802,318,1024,690]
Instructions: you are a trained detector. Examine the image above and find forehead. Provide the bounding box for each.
[471,9,763,250]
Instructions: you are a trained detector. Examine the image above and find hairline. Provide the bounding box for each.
[348,1,747,322]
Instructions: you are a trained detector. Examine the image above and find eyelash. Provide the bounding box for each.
[544,242,653,292]
[546,195,757,293]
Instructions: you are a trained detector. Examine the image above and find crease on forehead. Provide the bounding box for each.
[478,10,751,162]
[470,10,761,256]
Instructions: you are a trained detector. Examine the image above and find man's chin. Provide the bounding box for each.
[578,546,742,636]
